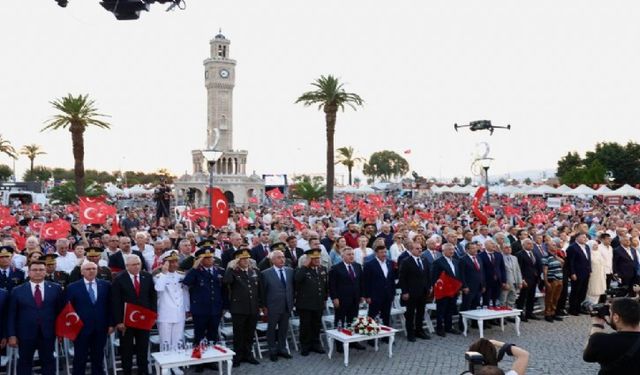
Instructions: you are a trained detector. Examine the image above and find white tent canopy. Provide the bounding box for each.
[606,184,640,197]
[104,183,125,197]
[527,185,558,195]
[563,184,597,196]
[595,185,612,194]
[125,184,154,196]
[556,184,572,193]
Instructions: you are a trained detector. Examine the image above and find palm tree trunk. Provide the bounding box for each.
[348,165,352,186]
[70,122,86,197]
[29,157,34,172]
[324,106,337,199]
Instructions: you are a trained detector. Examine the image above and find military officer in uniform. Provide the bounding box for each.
[182,247,226,373]
[294,249,328,356]
[43,254,70,289]
[69,247,112,283]
[0,246,25,292]
[223,248,260,367]
[154,251,188,374]
[257,242,293,271]
[180,239,214,271]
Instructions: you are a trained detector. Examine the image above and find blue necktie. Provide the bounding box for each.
[88,282,96,304]
[279,268,286,289]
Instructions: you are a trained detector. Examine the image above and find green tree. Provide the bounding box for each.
[584,142,640,185]
[49,180,106,205]
[0,134,17,160]
[452,177,460,184]
[295,75,364,199]
[523,177,532,185]
[20,144,46,172]
[335,146,364,186]
[463,177,472,185]
[291,175,326,201]
[42,94,111,196]
[362,150,409,181]
[556,151,583,179]
[23,166,53,182]
[0,164,12,182]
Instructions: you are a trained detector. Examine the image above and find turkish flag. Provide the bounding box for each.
[345,195,352,206]
[0,216,16,227]
[65,204,79,214]
[237,215,251,228]
[78,196,106,205]
[434,271,462,300]
[41,221,70,240]
[183,207,210,220]
[123,302,157,331]
[0,206,10,217]
[110,216,122,236]
[310,201,321,210]
[11,232,26,251]
[56,302,84,340]
[266,188,284,200]
[248,196,258,204]
[79,201,116,225]
[208,188,228,228]
[291,217,305,231]
[560,204,573,213]
[324,199,332,210]
[30,203,41,211]
[471,187,488,225]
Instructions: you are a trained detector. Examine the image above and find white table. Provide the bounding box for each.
[460,308,522,338]
[326,327,398,367]
[151,346,236,375]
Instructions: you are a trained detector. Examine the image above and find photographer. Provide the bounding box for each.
[583,297,640,374]
[466,338,529,375]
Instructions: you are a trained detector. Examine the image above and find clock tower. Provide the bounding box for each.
[177,31,264,206]
[204,31,235,151]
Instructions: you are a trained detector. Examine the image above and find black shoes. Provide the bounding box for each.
[415,331,431,340]
[245,357,260,365]
[436,329,446,337]
[278,352,293,359]
[407,336,417,342]
[544,316,555,323]
[527,315,541,321]
[270,354,278,362]
[553,316,564,321]
[445,328,461,335]
[300,350,310,356]
[311,346,325,354]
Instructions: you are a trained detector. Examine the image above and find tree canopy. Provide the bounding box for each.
[556,141,640,185]
[363,150,409,181]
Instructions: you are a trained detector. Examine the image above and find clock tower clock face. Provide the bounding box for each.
[219,69,230,78]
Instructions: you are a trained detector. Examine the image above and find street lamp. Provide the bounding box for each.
[201,150,223,227]
[478,158,493,207]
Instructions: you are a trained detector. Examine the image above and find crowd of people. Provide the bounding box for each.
[0,191,640,375]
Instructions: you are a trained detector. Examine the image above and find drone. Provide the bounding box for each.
[453,120,511,135]
[54,0,185,20]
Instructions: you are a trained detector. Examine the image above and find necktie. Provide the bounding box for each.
[290,248,297,263]
[472,256,480,271]
[2,270,6,278]
[279,268,287,288]
[417,258,424,271]
[209,268,214,277]
[88,282,96,304]
[34,284,43,308]
[347,265,355,280]
[153,256,161,269]
[264,245,269,256]
[134,275,140,297]
[489,253,494,264]
[528,251,535,264]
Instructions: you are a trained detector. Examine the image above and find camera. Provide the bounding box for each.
[589,303,610,319]
[464,351,485,374]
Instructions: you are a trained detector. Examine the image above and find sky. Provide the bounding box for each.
[1,1,639,184]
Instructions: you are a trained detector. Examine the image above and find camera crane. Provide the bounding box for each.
[53,0,186,20]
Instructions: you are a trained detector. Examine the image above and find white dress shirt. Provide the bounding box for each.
[377,258,388,277]
[274,266,287,282]
[55,251,78,273]
[30,281,45,300]
[444,256,456,276]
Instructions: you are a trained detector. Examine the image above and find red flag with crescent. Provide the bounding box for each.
[248,196,258,204]
[123,302,157,331]
[79,201,116,225]
[78,196,106,205]
[237,215,251,228]
[291,217,305,231]
[0,206,10,217]
[41,221,70,240]
[471,187,488,225]
[209,188,228,228]
[434,271,462,300]
[0,216,16,227]
[266,188,284,200]
[183,207,210,221]
[56,301,84,340]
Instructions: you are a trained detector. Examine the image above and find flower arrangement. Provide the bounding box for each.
[349,316,380,336]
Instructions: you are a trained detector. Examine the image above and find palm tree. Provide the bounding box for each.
[296,75,363,199]
[20,144,46,172]
[42,94,110,196]
[335,146,364,186]
[0,134,17,160]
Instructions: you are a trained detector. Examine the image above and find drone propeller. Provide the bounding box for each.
[453,123,459,132]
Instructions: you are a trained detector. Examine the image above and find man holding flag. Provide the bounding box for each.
[431,243,462,337]
[111,254,157,375]
[64,260,113,375]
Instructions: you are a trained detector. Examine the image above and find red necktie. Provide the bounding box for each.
[34,284,43,308]
[134,275,140,297]
[153,256,161,269]
[472,256,480,271]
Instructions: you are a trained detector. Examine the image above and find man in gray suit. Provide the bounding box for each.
[500,243,523,309]
[260,249,294,362]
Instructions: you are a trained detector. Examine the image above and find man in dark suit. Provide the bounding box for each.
[421,238,441,273]
[479,240,506,308]
[285,236,304,268]
[399,240,432,341]
[65,261,113,375]
[329,247,365,351]
[510,230,528,256]
[250,230,272,264]
[111,254,157,375]
[7,260,64,375]
[516,239,543,320]
[458,242,486,329]
[260,250,294,362]
[431,243,461,336]
[363,244,397,327]
[613,235,639,295]
[0,287,7,343]
[294,249,328,356]
[566,233,592,315]
[223,248,261,367]
[0,246,25,292]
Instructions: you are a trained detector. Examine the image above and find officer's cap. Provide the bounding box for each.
[271,242,286,252]
[304,249,321,259]
[43,253,58,265]
[85,247,103,257]
[161,250,179,262]
[233,248,251,260]
[0,246,13,257]
[197,239,216,249]
[195,248,214,259]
